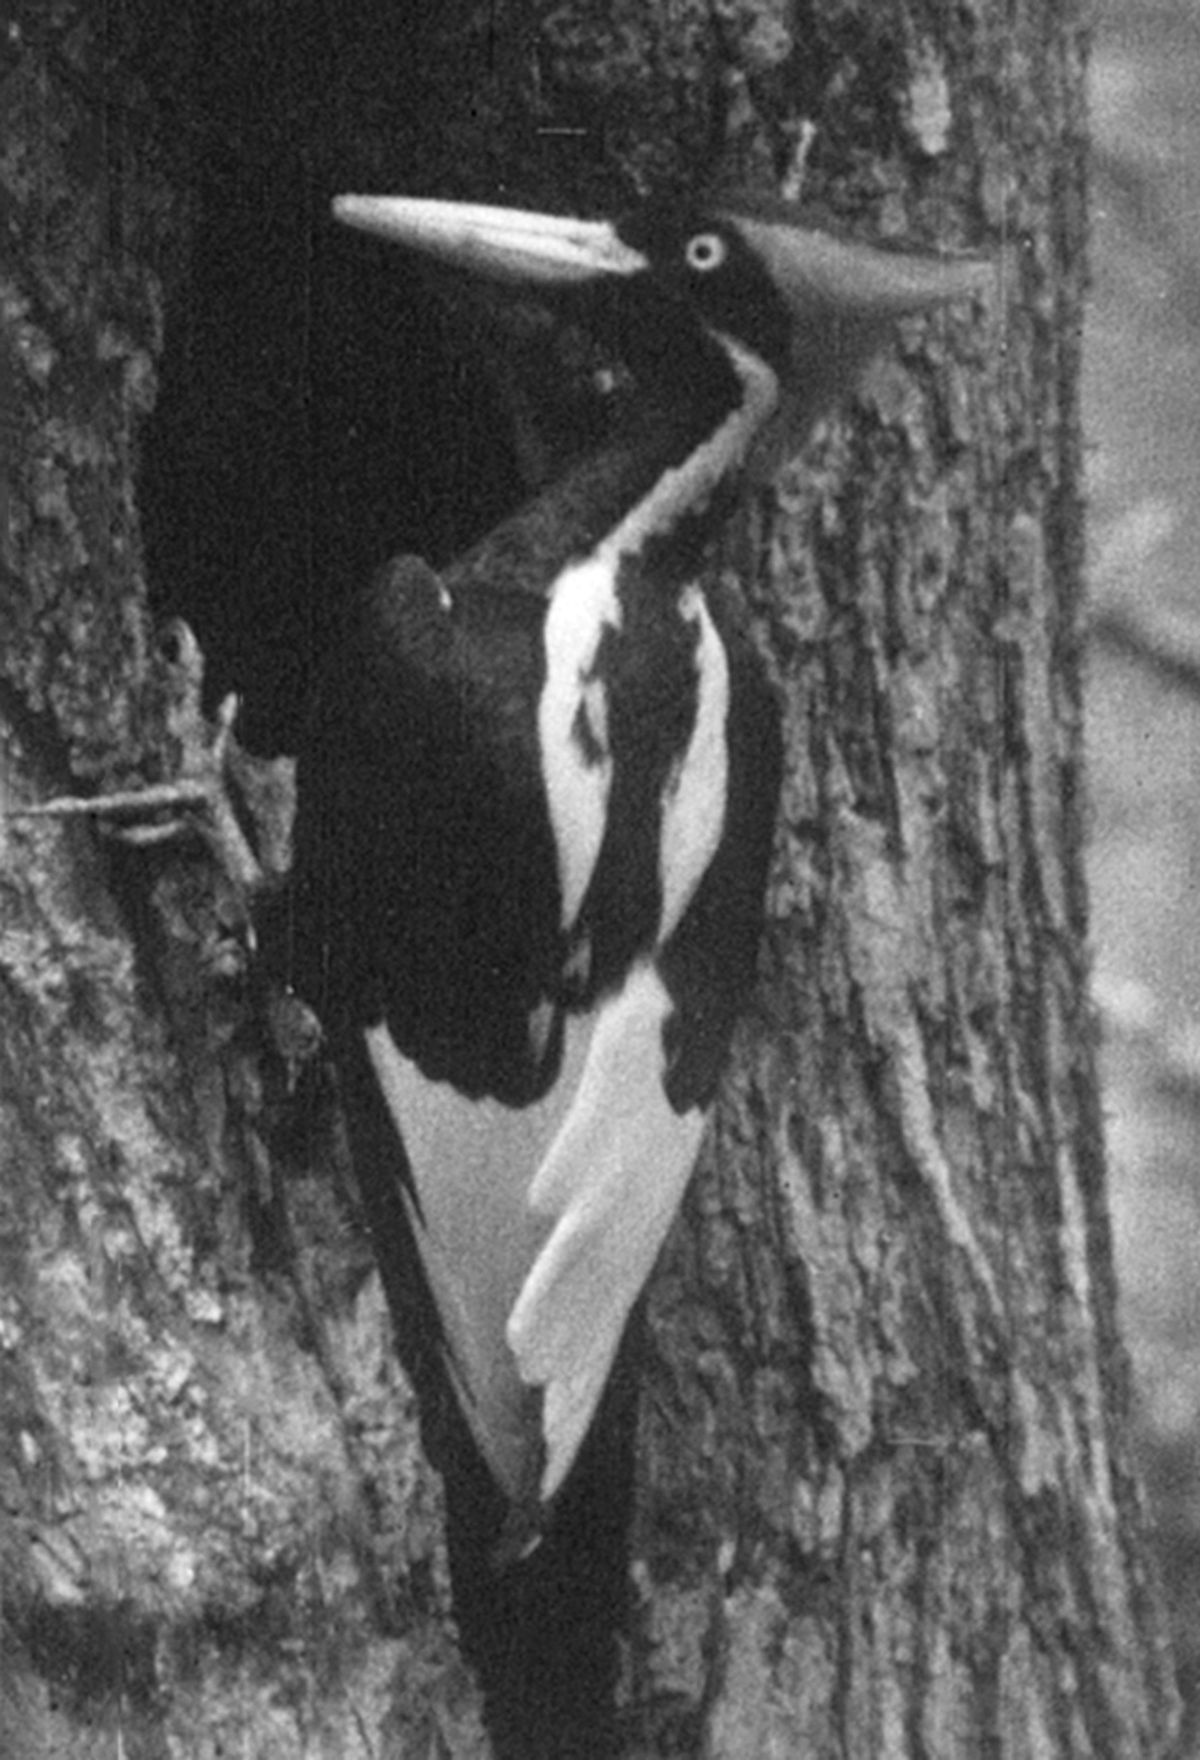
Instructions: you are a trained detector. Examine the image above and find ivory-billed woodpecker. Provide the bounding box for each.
[287,188,986,1742]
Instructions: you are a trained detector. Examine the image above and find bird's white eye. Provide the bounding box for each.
[684,231,727,273]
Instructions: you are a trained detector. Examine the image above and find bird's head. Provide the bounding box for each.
[333,189,992,458]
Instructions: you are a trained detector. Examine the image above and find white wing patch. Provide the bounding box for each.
[538,557,620,930]
[659,586,730,941]
[367,972,706,1506]
[507,963,707,1500]
[364,1014,595,1501]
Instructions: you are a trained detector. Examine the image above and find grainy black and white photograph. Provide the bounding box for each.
[0,1,1194,1754]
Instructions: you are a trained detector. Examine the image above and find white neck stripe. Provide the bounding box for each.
[580,334,779,581]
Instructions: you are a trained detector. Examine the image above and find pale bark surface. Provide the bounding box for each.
[0,2,1179,1757]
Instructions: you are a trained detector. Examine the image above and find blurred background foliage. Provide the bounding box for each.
[1088,0,1200,1747]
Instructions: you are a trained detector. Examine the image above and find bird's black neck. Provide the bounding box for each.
[447,327,779,599]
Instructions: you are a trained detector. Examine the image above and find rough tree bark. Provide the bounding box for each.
[0,1,1180,1757]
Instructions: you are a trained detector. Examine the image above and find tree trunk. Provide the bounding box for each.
[0,2,1179,1757]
